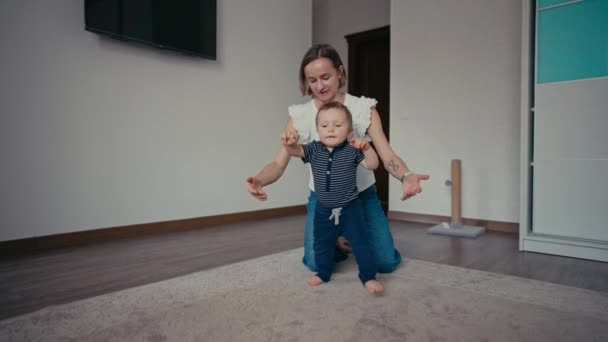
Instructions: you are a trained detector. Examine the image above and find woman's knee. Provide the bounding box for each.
[376,250,402,273]
[377,263,398,273]
[302,256,318,272]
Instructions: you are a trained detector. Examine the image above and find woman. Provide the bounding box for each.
[246,44,429,273]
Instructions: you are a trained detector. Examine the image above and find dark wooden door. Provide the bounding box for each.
[346,26,390,213]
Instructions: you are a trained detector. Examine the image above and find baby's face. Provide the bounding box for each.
[316,108,351,148]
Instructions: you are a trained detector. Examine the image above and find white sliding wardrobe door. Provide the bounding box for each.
[532,0,608,253]
[534,78,608,241]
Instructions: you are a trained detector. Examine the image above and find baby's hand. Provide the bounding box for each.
[280,131,300,146]
[350,138,369,151]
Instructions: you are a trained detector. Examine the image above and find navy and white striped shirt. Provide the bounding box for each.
[302,140,365,208]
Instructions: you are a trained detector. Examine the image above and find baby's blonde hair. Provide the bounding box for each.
[316,102,353,130]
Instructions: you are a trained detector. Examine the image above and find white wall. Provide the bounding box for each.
[389,0,522,222]
[313,0,390,69]
[0,0,312,241]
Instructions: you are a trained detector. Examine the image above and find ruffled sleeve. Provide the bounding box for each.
[288,102,313,144]
[347,95,377,139]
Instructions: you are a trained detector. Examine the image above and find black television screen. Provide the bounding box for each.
[85,0,216,60]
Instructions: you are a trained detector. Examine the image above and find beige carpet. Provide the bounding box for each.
[1,248,607,342]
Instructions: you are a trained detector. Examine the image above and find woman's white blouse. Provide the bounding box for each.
[288,94,378,192]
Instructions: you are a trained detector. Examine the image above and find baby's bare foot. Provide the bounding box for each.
[364,280,384,295]
[307,275,324,287]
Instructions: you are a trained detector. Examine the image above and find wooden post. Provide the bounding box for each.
[451,159,462,225]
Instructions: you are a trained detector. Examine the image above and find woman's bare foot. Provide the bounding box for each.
[364,280,384,295]
[337,236,352,254]
[307,275,324,287]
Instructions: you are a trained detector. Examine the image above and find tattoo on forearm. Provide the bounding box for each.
[387,160,400,173]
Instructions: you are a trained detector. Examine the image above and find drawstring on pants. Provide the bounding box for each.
[329,207,343,225]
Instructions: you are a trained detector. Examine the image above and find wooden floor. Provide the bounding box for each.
[1,215,607,320]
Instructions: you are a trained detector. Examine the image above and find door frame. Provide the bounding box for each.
[345,25,391,212]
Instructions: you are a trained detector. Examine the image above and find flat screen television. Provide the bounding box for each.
[85,0,217,60]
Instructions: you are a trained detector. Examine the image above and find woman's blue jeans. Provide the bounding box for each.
[302,185,402,273]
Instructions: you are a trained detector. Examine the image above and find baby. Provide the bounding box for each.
[281,101,383,295]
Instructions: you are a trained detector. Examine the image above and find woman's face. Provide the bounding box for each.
[303,57,343,103]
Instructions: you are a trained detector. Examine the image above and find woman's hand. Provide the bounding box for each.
[349,138,369,151]
[246,176,268,201]
[281,124,300,145]
[280,131,300,147]
[401,173,430,200]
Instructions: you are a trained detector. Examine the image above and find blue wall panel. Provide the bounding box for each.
[537,0,608,83]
